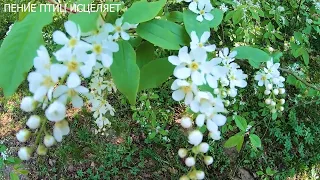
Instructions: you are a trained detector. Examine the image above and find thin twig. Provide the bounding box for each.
[279,67,320,91]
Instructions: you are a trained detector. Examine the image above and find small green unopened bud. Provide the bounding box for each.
[16,129,31,142]
[178,148,188,158]
[179,175,190,180]
[204,156,213,165]
[37,145,47,156]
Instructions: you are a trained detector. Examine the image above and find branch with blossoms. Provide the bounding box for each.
[16,17,137,160]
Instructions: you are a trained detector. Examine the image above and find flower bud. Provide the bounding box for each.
[188,130,203,146]
[18,147,32,160]
[44,135,56,147]
[178,148,188,158]
[181,117,192,129]
[20,96,36,112]
[45,101,66,122]
[199,142,209,153]
[36,145,47,156]
[271,108,277,113]
[266,84,273,90]
[279,88,285,94]
[26,115,41,130]
[16,129,31,142]
[265,98,271,105]
[224,100,230,107]
[185,157,195,167]
[179,175,190,180]
[279,106,284,111]
[273,89,279,95]
[279,99,285,104]
[264,90,271,95]
[204,156,213,165]
[270,101,276,106]
[196,170,205,180]
[213,88,220,94]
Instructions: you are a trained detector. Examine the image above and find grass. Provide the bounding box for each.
[1,77,320,179]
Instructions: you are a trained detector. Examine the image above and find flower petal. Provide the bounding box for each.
[67,72,81,88]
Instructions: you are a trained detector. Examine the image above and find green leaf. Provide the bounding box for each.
[233,9,243,24]
[10,172,19,180]
[105,2,122,24]
[136,41,155,69]
[0,7,53,97]
[183,10,210,35]
[110,41,140,105]
[233,46,271,68]
[249,134,262,148]
[224,134,243,148]
[136,19,181,50]
[209,9,224,28]
[139,58,174,91]
[236,135,244,152]
[234,115,248,131]
[152,19,190,46]
[123,0,166,24]
[166,11,183,23]
[302,50,309,65]
[68,0,99,33]
[271,51,283,63]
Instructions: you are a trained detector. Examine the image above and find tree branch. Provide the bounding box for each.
[279,67,320,91]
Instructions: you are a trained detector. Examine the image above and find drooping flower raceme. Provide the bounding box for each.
[254,59,286,114]
[168,31,248,179]
[16,17,136,160]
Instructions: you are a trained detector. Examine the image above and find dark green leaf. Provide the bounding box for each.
[139,58,174,91]
[166,11,183,23]
[136,41,155,69]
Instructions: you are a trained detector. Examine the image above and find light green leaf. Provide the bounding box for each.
[233,46,271,68]
[233,9,243,24]
[68,0,99,33]
[110,41,140,105]
[136,19,181,50]
[183,10,210,35]
[209,9,224,28]
[236,135,244,152]
[149,19,190,45]
[123,0,166,24]
[302,50,309,65]
[234,115,248,131]
[0,7,53,97]
[139,58,174,91]
[249,134,262,148]
[136,41,155,69]
[224,134,243,148]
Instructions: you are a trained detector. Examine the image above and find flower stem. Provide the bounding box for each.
[279,67,320,91]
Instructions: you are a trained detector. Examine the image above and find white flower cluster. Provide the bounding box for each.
[169,31,248,179]
[88,64,117,133]
[254,59,286,114]
[17,17,136,160]
[177,0,214,22]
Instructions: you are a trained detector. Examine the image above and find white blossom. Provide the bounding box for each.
[185,157,196,167]
[188,130,203,146]
[16,129,31,142]
[45,101,66,122]
[18,147,32,160]
[26,115,41,130]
